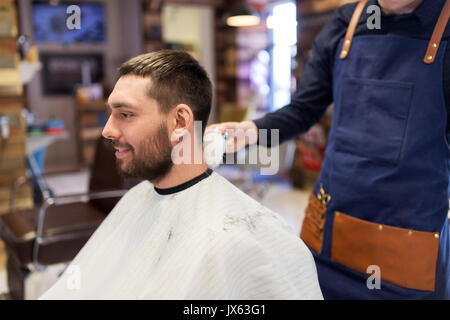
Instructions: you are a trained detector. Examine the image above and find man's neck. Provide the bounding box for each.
[152,162,209,189]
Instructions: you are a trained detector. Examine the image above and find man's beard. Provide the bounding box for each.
[112,123,174,182]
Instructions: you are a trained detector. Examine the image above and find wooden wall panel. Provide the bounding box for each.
[0,97,28,214]
[0,0,18,37]
[0,1,32,214]
[0,36,16,54]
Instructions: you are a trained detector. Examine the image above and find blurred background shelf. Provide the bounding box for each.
[75,100,107,168]
[0,0,33,215]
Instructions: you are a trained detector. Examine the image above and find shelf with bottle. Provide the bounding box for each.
[75,101,107,167]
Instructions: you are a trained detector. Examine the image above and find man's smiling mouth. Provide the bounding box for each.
[114,147,131,159]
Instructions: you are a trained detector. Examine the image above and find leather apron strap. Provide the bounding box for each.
[339,0,368,59]
[340,0,450,63]
[424,0,450,64]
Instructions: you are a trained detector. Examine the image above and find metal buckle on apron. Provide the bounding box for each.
[317,184,331,211]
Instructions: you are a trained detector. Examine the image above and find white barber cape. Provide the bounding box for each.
[40,170,323,299]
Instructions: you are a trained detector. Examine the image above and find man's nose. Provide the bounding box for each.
[102,115,121,140]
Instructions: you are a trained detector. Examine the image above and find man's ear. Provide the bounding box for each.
[170,104,194,143]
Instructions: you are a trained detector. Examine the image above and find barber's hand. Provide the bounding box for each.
[204,120,258,153]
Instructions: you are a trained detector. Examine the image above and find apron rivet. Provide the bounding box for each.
[432,43,437,48]
[408,230,412,236]
[434,233,440,239]
[342,50,347,55]
[427,55,433,60]
[378,225,383,231]
[345,40,351,45]
[335,212,340,217]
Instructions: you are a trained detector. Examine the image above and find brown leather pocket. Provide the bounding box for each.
[331,211,440,291]
[300,194,326,254]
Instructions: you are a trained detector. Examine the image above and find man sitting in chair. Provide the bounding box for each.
[39,50,323,299]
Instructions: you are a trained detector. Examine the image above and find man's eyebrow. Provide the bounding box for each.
[106,102,135,109]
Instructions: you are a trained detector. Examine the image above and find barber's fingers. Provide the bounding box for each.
[204,122,241,135]
[204,121,258,153]
[225,133,248,153]
[225,126,257,153]
[204,122,242,153]
[205,121,257,138]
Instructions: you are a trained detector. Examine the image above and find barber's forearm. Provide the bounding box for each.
[253,97,330,147]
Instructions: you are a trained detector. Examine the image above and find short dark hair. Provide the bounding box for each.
[119,50,212,133]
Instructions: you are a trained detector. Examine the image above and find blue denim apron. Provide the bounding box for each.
[311,34,450,299]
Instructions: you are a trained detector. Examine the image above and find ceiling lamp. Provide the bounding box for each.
[226,6,260,27]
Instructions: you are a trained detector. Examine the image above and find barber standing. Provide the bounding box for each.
[207,0,450,299]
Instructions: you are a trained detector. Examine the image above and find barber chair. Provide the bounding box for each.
[0,137,139,299]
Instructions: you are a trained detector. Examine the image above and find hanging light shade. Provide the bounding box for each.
[226,6,260,27]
